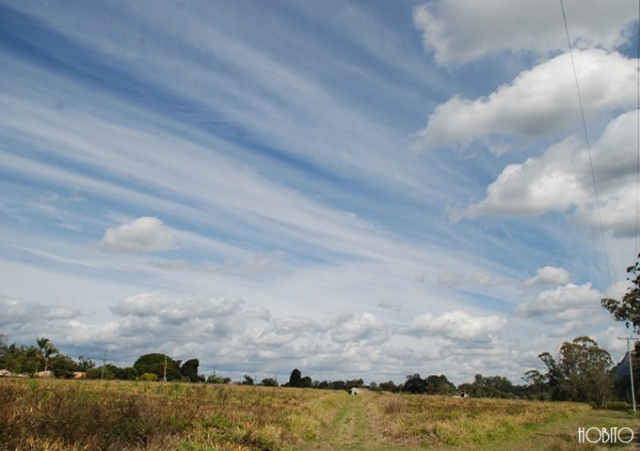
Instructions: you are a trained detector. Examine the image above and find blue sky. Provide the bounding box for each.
[1,0,639,384]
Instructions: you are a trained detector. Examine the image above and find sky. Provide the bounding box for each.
[1,0,640,385]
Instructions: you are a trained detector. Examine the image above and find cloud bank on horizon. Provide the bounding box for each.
[1,0,639,384]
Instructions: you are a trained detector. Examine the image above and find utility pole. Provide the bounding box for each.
[618,336,639,412]
[163,355,168,382]
[101,349,107,380]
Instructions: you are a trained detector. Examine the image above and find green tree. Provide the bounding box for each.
[378,380,398,393]
[116,366,139,380]
[602,253,640,332]
[133,353,181,381]
[180,359,200,382]
[535,336,613,407]
[523,369,548,400]
[35,337,58,372]
[300,376,313,388]
[404,374,427,394]
[460,374,517,398]
[261,377,278,387]
[7,344,40,374]
[140,372,158,382]
[207,375,230,384]
[424,374,457,395]
[77,356,95,371]
[49,354,79,378]
[0,333,8,368]
[288,368,302,387]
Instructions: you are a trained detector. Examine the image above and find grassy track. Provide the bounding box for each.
[303,391,640,451]
[302,392,393,451]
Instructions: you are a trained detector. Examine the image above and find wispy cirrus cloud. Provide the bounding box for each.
[1,0,637,385]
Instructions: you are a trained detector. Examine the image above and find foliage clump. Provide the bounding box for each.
[602,252,640,332]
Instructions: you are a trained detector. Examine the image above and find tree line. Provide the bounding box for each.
[0,331,633,407]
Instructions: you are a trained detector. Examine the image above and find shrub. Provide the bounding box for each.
[140,373,158,382]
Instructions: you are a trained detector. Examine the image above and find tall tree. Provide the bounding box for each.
[404,374,427,394]
[180,358,200,382]
[536,336,613,407]
[35,337,58,372]
[134,353,181,381]
[602,253,640,332]
[288,368,302,387]
[425,375,457,395]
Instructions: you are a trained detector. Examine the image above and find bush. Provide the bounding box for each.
[140,373,158,382]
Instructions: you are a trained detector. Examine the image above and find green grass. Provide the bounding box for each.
[1,379,638,450]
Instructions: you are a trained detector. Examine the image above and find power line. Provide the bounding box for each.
[559,0,612,289]
[635,0,640,256]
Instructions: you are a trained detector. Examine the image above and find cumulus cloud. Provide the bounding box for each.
[454,111,640,226]
[0,296,32,327]
[414,49,635,152]
[111,292,249,324]
[97,217,176,253]
[413,0,635,66]
[525,266,571,286]
[399,310,507,342]
[516,282,602,317]
[46,307,81,320]
[331,312,387,344]
[453,138,585,220]
[606,279,634,301]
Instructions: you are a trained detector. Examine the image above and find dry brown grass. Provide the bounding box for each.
[372,393,592,448]
[2,379,634,451]
[0,379,339,451]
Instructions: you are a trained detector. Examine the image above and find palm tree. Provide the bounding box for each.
[36,337,58,372]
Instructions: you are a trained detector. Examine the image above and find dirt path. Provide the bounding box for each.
[301,392,390,451]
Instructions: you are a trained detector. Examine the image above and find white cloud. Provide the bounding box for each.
[454,110,640,227]
[414,0,635,66]
[472,272,494,287]
[331,312,387,344]
[0,296,31,327]
[454,138,585,219]
[516,282,602,317]
[605,280,634,301]
[97,217,176,254]
[526,266,571,286]
[414,49,635,152]
[46,307,81,320]
[2,0,637,384]
[110,292,247,323]
[399,310,507,342]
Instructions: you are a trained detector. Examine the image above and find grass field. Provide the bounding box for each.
[0,379,638,450]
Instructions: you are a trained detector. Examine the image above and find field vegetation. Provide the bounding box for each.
[2,378,637,451]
